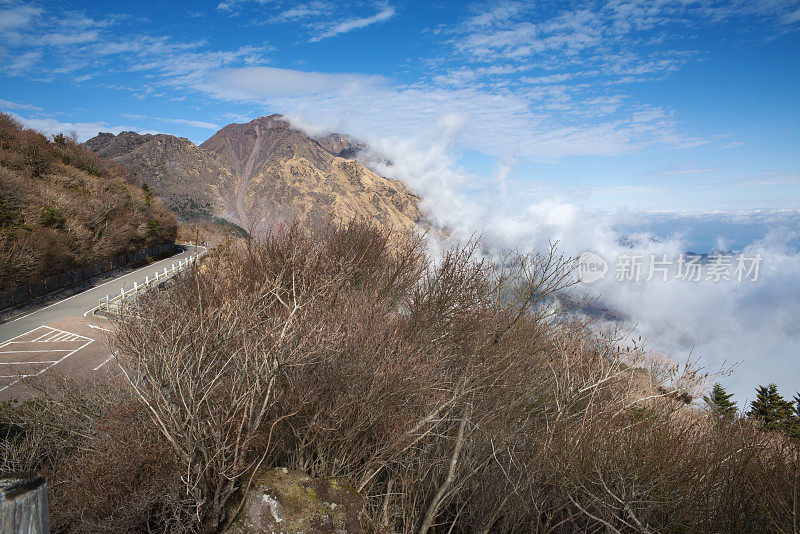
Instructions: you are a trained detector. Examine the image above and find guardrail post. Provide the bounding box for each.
[1,472,49,533]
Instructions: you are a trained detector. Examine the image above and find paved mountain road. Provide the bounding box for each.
[0,244,205,398]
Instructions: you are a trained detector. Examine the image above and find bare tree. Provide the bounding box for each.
[113,258,311,532]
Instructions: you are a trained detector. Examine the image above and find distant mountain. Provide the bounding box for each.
[85,131,233,224]
[85,115,420,237]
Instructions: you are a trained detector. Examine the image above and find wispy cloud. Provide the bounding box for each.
[646,167,717,176]
[192,65,694,159]
[38,30,100,46]
[158,117,219,129]
[198,66,384,99]
[5,51,41,76]
[8,112,161,141]
[0,98,43,112]
[311,4,396,41]
[271,1,333,22]
[0,5,42,33]
[120,114,220,129]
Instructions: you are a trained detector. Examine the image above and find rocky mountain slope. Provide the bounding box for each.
[85,131,234,224]
[85,116,419,237]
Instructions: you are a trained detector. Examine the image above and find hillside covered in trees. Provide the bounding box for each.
[0,112,177,291]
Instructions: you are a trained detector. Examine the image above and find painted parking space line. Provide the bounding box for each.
[0,349,72,353]
[0,361,60,365]
[92,354,116,371]
[0,325,94,393]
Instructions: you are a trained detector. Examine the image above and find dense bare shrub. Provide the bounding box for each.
[3,220,797,532]
[0,111,177,291]
[108,221,798,532]
[0,378,188,533]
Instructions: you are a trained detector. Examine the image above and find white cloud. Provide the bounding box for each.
[120,113,219,129]
[347,122,800,401]
[158,117,220,129]
[311,5,396,41]
[0,98,43,112]
[5,50,41,75]
[646,167,717,176]
[0,5,42,32]
[466,1,525,27]
[9,112,161,142]
[39,30,99,46]
[271,1,333,22]
[785,7,800,24]
[198,66,384,99]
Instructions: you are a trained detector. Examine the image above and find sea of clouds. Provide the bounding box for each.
[311,114,800,406]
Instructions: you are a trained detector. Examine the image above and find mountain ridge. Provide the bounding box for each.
[85,115,419,237]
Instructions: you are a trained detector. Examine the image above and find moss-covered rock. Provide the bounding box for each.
[226,468,365,534]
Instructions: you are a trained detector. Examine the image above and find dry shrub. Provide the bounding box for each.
[0,377,188,533]
[4,220,797,533]
[0,111,177,291]
[110,220,800,532]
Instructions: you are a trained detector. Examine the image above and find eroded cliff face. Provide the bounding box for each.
[86,115,420,237]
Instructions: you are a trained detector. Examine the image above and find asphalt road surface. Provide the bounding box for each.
[0,244,205,398]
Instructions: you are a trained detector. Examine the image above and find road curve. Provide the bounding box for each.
[0,244,206,344]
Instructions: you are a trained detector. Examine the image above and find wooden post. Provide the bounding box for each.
[0,472,49,533]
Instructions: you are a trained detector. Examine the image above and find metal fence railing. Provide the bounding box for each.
[0,243,178,312]
[97,244,208,316]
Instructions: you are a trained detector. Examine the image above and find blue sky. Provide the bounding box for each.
[0,0,799,212]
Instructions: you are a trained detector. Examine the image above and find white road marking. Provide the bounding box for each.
[0,349,71,353]
[31,330,54,342]
[0,361,59,364]
[87,324,112,333]
[92,354,116,371]
[0,326,94,392]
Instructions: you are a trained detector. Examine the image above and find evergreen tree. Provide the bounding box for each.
[791,393,800,438]
[703,383,737,420]
[794,393,800,419]
[749,383,795,434]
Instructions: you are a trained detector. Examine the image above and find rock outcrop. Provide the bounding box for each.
[225,468,364,534]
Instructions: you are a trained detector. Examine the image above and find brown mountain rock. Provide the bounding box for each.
[86,115,419,237]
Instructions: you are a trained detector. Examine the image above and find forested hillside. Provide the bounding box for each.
[0,112,177,291]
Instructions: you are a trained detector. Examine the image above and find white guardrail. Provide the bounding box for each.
[97,243,208,316]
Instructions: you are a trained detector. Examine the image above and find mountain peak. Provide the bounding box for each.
[85,118,419,237]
